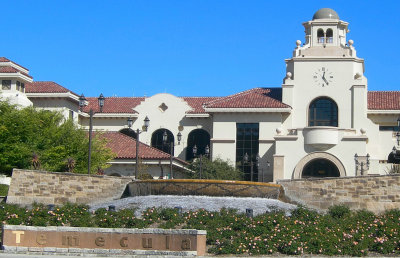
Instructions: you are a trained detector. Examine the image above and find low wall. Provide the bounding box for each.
[278,174,400,213]
[7,169,132,206]
[128,179,283,199]
[2,225,206,256]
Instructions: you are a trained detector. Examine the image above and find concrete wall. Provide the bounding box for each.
[7,169,132,206]
[278,174,400,213]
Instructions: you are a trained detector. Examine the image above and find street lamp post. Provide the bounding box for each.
[127,116,150,179]
[354,153,370,176]
[397,117,400,146]
[162,131,182,179]
[79,93,105,175]
[192,145,210,179]
[244,153,259,182]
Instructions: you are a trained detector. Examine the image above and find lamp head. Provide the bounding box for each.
[177,132,182,143]
[98,93,105,110]
[205,145,210,155]
[79,94,87,110]
[143,116,150,131]
[127,117,133,128]
[162,130,168,144]
[243,153,249,163]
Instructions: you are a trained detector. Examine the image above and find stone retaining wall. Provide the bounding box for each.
[7,169,132,206]
[128,179,283,199]
[278,174,400,213]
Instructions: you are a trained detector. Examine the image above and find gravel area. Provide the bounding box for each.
[90,195,297,217]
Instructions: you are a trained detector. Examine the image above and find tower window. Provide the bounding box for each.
[317,29,325,43]
[326,29,333,43]
[309,97,338,127]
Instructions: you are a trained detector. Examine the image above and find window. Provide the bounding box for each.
[2,80,11,90]
[69,110,74,120]
[317,29,325,43]
[21,83,25,93]
[380,126,400,131]
[16,81,20,91]
[309,97,338,127]
[326,29,333,43]
[236,123,259,181]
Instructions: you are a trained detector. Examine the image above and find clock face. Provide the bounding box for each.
[313,67,334,87]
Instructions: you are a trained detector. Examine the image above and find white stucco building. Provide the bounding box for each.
[1,8,399,181]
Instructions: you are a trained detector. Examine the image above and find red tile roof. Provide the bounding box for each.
[0,57,30,72]
[100,131,188,164]
[25,81,79,96]
[183,97,221,113]
[82,97,145,114]
[204,88,290,109]
[368,91,400,110]
[0,65,32,79]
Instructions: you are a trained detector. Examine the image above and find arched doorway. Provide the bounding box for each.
[292,152,346,179]
[119,128,137,139]
[186,129,210,161]
[302,158,340,178]
[151,129,174,155]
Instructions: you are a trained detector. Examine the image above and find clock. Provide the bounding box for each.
[313,67,333,87]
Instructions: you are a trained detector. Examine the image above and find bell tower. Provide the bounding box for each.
[303,8,348,48]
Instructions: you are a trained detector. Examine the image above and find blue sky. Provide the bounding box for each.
[1,1,399,97]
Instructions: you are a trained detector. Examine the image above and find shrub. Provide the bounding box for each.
[328,204,351,219]
[137,173,153,180]
[0,184,9,196]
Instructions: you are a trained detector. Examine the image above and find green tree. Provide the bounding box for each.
[188,157,243,180]
[0,100,114,175]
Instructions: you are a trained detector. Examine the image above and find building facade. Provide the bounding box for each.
[1,8,399,181]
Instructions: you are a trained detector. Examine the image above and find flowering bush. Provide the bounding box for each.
[1,203,400,256]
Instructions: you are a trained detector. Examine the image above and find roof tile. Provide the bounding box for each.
[83,97,145,114]
[204,88,290,109]
[25,81,79,96]
[368,91,400,110]
[100,131,188,165]
[183,97,221,113]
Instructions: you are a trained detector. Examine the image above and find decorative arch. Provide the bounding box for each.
[119,128,137,139]
[151,129,174,155]
[186,129,210,161]
[292,152,346,179]
[309,97,338,127]
[326,28,333,43]
[317,28,325,43]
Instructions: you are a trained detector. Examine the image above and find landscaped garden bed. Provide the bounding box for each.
[1,203,400,256]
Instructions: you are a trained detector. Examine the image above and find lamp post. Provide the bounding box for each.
[244,152,259,182]
[192,144,210,179]
[396,117,400,146]
[162,130,182,179]
[354,153,370,176]
[127,116,150,179]
[79,93,105,175]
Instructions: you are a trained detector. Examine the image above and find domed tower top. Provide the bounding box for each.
[312,8,339,20]
[299,8,349,50]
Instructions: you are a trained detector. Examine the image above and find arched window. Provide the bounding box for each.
[151,129,174,155]
[326,28,333,43]
[119,128,137,139]
[309,97,338,127]
[186,129,210,161]
[317,29,325,43]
